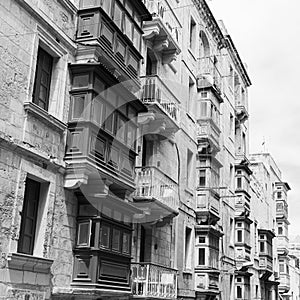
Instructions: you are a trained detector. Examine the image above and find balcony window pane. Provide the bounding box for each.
[237,230,243,242]
[92,99,103,125]
[72,95,85,119]
[198,248,205,265]
[123,232,131,254]
[199,169,206,187]
[73,74,89,88]
[133,27,141,51]
[112,228,121,251]
[260,241,265,253]
[100,225,110,248]
[116,114,126,142]
[200,101,207,117]
[114,2,123,30]
[77,221,91,246]
[102,0,111,16]
[125,15,133,39]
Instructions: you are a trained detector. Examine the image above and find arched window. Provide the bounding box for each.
[199,30,210,58]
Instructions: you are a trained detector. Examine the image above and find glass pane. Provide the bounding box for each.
[116,115,126,142]
[73,74,89,88]
[102,0,111,16]
[125,15,133,38]
[100,225,110,248]
[94,76,105,94]
[114,2,123,29]
[92,99,103,125]
[133,27,141,50]
[112,228,121,251]
[123,232,130,254]
[77,222,91,246]
[73,95,85,119]
[127,123,136,148]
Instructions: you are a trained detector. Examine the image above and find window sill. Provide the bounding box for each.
[7,252,53,273]
[24,102,67,133]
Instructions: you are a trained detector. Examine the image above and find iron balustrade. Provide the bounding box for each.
[140,75,180,124]
[131,262,177,299]
[134,166,179,212]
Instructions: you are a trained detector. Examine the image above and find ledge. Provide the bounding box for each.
[24,102,67,133]
[7,252,53,274]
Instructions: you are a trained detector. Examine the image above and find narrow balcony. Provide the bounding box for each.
[142,0,181,64]
[131,262,177,299]
[197,121,220,154]
[196,189,220,224]
[133,166,179,220]
[197,57,223,97]
[139,75,180,136]
[279,273,290,293]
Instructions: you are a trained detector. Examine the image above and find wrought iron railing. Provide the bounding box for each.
[134,166,179,212]
[131,262,177,299]
[140,76,180,124]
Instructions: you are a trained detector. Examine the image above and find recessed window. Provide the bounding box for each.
[198,248,205,265]
[199,236,206,243]
[32,47,53,111]
[189,17,196,51]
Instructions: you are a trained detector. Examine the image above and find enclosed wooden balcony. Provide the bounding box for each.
[277,236,289,255]
[196,189,220,224]
[235,87,249,122]
[142,0,181,63]
[235,195,250,216]
[276,201,288,219]
[133,166,179,220]
[139,75,180,136]
[197,120,220,154]
[197,57,223,96]
[131,262,177,299]
[279,273,290,293]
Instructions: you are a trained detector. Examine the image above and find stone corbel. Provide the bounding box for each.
[162,51,177,65]
[137,112,156,125]
[143,23,161,39]
[153,37,169,52]
[82,178,113,198]
[64,173,88,189]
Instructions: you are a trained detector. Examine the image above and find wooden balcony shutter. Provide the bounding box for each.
[32,47,53,111]
[17,178,41,255]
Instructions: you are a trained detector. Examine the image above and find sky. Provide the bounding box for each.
[208,0,300,237]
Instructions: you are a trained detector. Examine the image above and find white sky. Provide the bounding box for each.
[208,0,300,237]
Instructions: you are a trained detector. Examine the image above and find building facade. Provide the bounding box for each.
[0,0,295,300]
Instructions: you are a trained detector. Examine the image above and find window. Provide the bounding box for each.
[186,149,193,188]
[237,177,242,189]
[279,263,284,273]
[278,225,283,235]
[277,191,282,199]
[198,248,205,265]
[259,241,265,253]
[189,17,196,52]
[237,230,243,243]
[185,227,192,269]
[188,78,195,113]
[199,169,206,187]
[236,285,242,298]
[199,236,206,244]
[32,47,53,111]
[18,178,41,255]
[229,113,234,136]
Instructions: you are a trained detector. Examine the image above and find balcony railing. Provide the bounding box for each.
[142,0,180,45]
[140,76,180,125]
[131,262,177,299]
[198,57,223,93]
[134,166,179,212]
